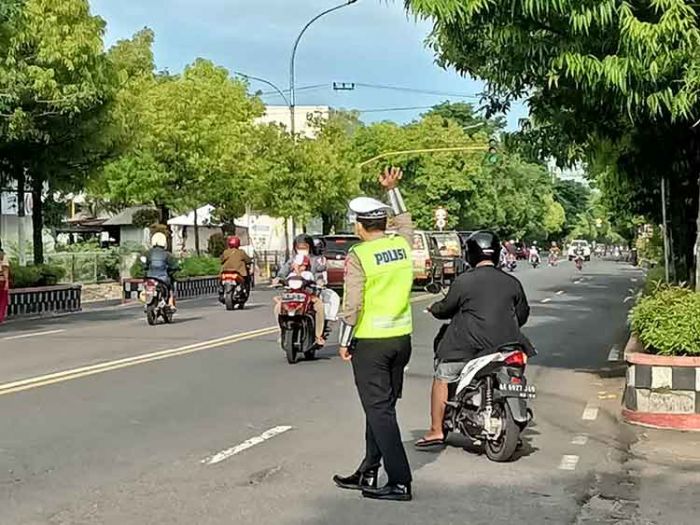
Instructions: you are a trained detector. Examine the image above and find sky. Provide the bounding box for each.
[89,0,528,128]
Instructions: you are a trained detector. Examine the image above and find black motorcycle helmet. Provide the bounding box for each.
[465,230,502,268]
[293,234,314,253]
[312,237,326,256]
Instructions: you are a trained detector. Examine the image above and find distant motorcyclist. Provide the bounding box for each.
[528,242,541,265]
[415,231,532,448]
[548,241,560,266]
[145,232,179,310]
[220,236,252,291]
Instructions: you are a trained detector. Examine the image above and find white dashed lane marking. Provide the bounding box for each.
[582,402,599,421]
[202,426,293,465]
[2,329,65,341]
[541,298,552,304]
[571,435,589,446]
[559,455,580,471]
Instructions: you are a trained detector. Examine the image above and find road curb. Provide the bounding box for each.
[622,409,700,432]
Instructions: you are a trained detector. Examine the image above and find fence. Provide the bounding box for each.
[46,252,122,284]
[256,250,287,279]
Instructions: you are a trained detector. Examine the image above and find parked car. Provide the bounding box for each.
[321,234,361,289]
[567,239,592,261]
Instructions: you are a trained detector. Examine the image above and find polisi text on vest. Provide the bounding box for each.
[374,248,408,266]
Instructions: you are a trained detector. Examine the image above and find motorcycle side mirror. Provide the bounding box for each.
[425,282,442,295]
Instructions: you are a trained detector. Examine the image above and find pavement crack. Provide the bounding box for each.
[243,465,283,486]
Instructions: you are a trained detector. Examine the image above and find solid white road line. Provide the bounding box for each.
[559,455,580,471]
[571,435,589,446]
[541,298,552,303]
[2,329,66,341]
[582,402,599,421]
[202,426,293,465]
[607,345,622,362]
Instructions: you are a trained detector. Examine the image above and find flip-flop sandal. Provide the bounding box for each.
[414,438,446,449]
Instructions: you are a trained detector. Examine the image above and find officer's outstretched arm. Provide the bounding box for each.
[338,252,365,347]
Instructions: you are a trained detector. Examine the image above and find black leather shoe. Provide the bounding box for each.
[362,483,412,502]
[333,468,378,491]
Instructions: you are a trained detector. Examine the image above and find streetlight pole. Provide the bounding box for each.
[234,72,290,107]
[289,0,359,136]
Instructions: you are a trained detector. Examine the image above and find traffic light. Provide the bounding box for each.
[485,138,500,165]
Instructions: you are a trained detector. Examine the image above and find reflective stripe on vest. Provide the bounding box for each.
[351,234,413,339]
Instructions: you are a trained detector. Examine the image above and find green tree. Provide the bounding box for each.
[554,178,591,236]
[96,59,265,252]
[0,0,117,263]
[406,0,700,286]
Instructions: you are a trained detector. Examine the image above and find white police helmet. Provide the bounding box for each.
[349,197,392,222]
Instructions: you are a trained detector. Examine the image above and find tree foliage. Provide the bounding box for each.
[407,0,700,283]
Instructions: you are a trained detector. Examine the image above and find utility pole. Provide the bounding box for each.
[661,177,670,283]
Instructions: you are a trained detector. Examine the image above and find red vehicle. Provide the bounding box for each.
[142,278,174,325]
[219,270,248,311]
[320,235,361,289]
[277,281,327,364]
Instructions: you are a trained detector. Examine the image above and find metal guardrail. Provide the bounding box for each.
[46,252,121,284]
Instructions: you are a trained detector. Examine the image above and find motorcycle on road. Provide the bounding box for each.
[141,278,174,326]
[529,254,540,269]
[442,345,536,462]
[219,270,249,310]
[275,280,330,364]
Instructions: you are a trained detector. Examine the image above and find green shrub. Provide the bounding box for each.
[130,257,146,279]
[642,265,667,296]
[11,265,42,288]
[10,264,66,288]
[630,287,700,356]
[176,256,219,279]
[208,233,226,258]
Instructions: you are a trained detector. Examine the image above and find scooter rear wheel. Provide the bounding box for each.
[485,402,520,462]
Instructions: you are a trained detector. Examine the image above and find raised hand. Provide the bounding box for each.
[379,166,403,190]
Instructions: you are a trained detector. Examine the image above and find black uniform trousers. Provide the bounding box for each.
[351,334,412,485]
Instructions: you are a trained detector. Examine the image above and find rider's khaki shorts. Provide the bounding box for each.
[434,360,465,383]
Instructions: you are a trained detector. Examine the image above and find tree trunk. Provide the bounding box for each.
[31,172,44,265]
[158,203,172,251]
[16,165,26,266]
[321,213,332,235]
[193,207,200,255]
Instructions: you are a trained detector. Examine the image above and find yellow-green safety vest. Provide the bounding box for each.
[349,234,413,339]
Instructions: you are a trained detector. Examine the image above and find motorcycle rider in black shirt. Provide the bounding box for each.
[415,231,532,448]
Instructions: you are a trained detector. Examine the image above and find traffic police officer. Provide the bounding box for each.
[333,167,414,502]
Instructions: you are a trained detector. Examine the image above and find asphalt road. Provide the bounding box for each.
[0,260,687,525]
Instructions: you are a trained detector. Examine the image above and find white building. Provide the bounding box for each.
[256,105,330,138]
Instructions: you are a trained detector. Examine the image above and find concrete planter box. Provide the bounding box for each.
[623,334,700,431]
[122,276,220,302]
[8,284,82,318]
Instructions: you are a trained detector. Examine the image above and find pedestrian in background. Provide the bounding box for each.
[0,242,10,324]
[333,167,415,502]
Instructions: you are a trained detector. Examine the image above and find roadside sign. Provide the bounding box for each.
[436,218,447,230]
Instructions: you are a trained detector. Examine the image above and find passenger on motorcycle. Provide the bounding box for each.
[276,234,326,283]
[275,254,326,346]
[220,235,252,291]
[415,231,532,448]
[145,232,180,310]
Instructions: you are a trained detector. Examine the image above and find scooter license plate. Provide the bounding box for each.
[501,383,537,399]
[282,293,306,302]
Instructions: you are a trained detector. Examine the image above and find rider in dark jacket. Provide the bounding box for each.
[416,231,532,448]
